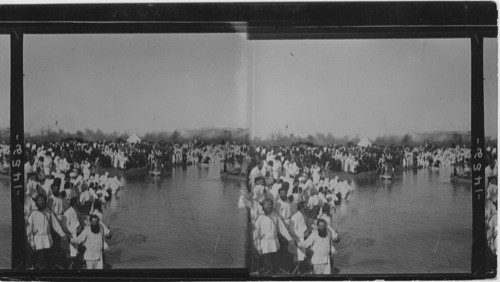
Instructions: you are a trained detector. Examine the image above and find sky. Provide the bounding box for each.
[252,38,497,139]
[22,33,250,135]
[0,35,497,139]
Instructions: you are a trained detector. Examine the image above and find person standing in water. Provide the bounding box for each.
[253,198,294,274]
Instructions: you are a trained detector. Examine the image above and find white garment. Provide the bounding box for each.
[298,230,335,265]
[80,190,92,203]
[47,195,64,221]
[62,207,80,257]
[71,226,108,261]
[253,185,266,203]
[308,195,320,209]
[249,166,262,185]
[253,213,292,255]
[274,199,291,225]
[288,211,307,261]
[26,209,66,251]
[269,183,282,201]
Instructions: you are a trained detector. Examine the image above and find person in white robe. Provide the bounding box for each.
[26,173,40,198]
[268,179,283,202]
[288,202,308,267]
[298,219,339,275]
[249,163,263,186]
[274,188,292,227]
[47,184,64,222]
[62,197,81,260]
[71,214,109,270]
[24,189,37,220]
[26,194,68,269]
[90,200,111,237]
[307,188,320,209]
[253,199,294,274]
[252,177,268,203]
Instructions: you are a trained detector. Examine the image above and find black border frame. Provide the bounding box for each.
[0,1,497,280]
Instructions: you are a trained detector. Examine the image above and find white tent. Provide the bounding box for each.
[357,137,372,147]
[127,133,141,143]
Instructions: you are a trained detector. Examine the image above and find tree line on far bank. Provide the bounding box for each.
[3,127,494,148]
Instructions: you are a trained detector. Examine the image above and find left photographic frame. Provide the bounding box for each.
[0,33,11,270]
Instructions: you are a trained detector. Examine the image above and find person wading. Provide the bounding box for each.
[253,198,294,274]
[26,194,68,269]
[298,218,340,275]
[71,214,109,269]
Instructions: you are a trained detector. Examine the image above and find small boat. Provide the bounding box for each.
[220,173,246,181]
[450,175,472,184]
[379,174,393,180]
[149,170,162,177]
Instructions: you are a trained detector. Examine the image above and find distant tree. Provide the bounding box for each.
[306,134,315,143]
[76,130,84,139]
[171,130,181,142]
[402,133,413,146]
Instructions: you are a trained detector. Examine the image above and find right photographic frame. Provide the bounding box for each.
[244,17,497,279]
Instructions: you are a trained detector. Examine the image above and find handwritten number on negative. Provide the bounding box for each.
[474,176,482,186]
[473,163,481,172]
[474,148,483,159]
[14,144,22,155]
[13,172,21,182]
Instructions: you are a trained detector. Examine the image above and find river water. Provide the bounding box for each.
[328,168,471,274]
[0,166,471,273]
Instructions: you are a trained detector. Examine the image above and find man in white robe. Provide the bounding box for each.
[252,177,267,204]
[26,194,68,269]
[47,183,64,222]
[62,197,81,261]
[249,163,263,186]
[288,201,308,267]
[298,219,339,274]
[71,214,109,269]
[253,199,294,274]
[274,188,291,227]
[26,172,40,198]
[268,179,282,202]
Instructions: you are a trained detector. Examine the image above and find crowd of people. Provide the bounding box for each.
[22,140,127,269]
[10,138,490,183]
[231,143,477,182]
[235,143,497,275]
[239,148,356,275]
[0,136,496,272]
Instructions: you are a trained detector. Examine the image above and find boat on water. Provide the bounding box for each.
[379,174,393,180]
[149,170,162,177]
[450,175,472,184]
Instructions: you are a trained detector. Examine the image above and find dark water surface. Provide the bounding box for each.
[103,164,247,268]
[0,167,471,273]
[331,168,471,274]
